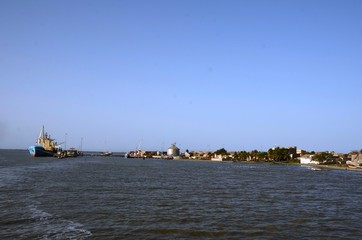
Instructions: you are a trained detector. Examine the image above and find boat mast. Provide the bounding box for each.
[37,126,44,145]
[80,137,83,152]
[137,140,142,151]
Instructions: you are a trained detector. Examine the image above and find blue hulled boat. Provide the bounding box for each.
[28,126,61,157]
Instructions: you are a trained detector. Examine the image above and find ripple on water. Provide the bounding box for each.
[2,151,362,239]
[29,204,92,239]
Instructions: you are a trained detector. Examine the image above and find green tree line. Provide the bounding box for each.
[229,147,292,162]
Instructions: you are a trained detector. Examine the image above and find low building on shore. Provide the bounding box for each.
[300,154,319,165]
[211,154,223,161]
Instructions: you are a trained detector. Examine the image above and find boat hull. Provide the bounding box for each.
[28,146,54,157]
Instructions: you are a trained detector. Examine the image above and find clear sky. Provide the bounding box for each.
[1,0,361,153]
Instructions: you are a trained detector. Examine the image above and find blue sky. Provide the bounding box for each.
[1,0,361,153]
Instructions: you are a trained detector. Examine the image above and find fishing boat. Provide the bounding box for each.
[28,126,61,157]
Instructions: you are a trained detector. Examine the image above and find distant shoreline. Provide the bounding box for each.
[2,149,361,172]
[303,164,362,172]
[172,157,362,172]
[251,161,362,172]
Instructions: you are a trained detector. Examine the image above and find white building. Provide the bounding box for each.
[300,155,319,165]
[211,154,223,161]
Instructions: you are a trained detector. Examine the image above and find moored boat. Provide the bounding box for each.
[28,126,61,157]
[125,150,145,158]
[66,148,81,157]
[100,151,113,156]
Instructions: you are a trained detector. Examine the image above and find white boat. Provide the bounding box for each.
[101,151,113,156]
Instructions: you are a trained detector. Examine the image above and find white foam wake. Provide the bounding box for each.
[29,204,93,239]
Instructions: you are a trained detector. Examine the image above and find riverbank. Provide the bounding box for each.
[230,159,362,172]
[305,164,362,172]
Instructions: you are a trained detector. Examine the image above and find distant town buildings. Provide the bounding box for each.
[123,143,361,169]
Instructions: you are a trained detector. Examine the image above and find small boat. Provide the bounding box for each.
[100,151,113,156]
[55,147,82,159]
[310,167,322,171]
[125,150,144,158]
[66,148,82,157]
[28,126,61,157]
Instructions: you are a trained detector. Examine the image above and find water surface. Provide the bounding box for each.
[1,149,362,239]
